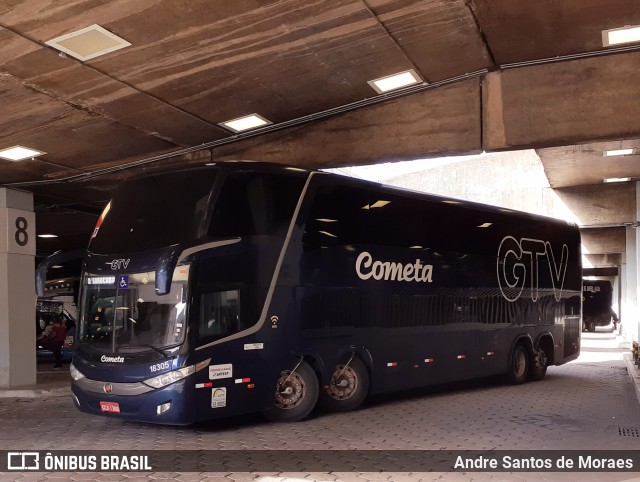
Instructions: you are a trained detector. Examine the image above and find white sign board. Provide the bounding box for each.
[0,208,36,255]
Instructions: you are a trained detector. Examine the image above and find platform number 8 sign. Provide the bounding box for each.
[15,216,28,247]
[1,208,35,255]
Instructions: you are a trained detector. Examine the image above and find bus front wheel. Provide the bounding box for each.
[262,360,319,423]
[319,357,369,412]
[507,344,529,385]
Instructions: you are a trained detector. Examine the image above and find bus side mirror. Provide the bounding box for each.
[36,249,86,297]
[155,245,182,295]
[35,264,47,297]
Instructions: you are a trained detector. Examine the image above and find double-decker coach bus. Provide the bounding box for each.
[48,161,581,424]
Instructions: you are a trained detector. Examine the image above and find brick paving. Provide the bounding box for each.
[1,329,639,481]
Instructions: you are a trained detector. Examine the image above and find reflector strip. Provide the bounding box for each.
[387,362,398,367]
[235,378,252,384]
[425,358,434,363]
[457,355,466,360]
[195,382,213,389]
[487,352,495,356]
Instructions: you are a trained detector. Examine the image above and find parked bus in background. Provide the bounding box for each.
[36,256,81,361]
[582,279,617,332]
[38,161,582,425]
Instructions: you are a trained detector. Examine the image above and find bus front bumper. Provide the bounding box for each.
[71,378,194,425]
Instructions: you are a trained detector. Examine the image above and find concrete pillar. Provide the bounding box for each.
[622,229,634,341]
[0,188,36,388]
[621,181,640,343]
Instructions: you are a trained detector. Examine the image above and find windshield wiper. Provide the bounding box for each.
[119,344,169,359]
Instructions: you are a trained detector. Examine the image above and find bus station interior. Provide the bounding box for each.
[1,0,640,466]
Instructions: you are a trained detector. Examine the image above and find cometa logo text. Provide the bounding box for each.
[355,252,433,283]
[101,355,125,363]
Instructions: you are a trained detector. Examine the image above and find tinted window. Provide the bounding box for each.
[198,289,244,344]
[302,184,371,251]
[209,172,305,237]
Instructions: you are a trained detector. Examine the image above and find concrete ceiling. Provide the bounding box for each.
[0,0,639,257]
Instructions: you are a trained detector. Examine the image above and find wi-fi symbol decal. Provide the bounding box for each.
[270,315,279,327]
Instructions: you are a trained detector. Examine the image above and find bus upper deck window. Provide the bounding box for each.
[209,172,304,237]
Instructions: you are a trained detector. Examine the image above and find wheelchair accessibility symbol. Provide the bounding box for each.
[118,275,129,289]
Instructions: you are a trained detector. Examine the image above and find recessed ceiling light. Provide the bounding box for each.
[368,69,423,94]
[603,148,636,157]
[478,223,493,228]
[442,200,462,205]
[37,234,58,238]
[604,177,631,183]
[602,25,640,47]
[45,24,131,61]
[0,145,46,161]
[219,114,271,133]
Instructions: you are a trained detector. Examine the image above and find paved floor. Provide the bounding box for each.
[1,328,640,481]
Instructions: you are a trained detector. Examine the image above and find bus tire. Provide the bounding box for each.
[319,357,369,412]
[506,344,529,385]
[530,343,550,381]
[262,360,319,423]
[587,321,596,332]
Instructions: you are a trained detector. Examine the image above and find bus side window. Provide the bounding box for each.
[302,185,371,252]
[198,290,240,342]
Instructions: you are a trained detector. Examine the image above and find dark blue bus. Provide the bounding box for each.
[50,161,581,424]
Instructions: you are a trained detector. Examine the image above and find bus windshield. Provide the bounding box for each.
[79,266,190,352]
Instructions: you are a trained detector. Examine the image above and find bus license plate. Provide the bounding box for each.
[100,401,121,413]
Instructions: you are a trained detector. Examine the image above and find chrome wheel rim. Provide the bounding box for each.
[326,365,358,400]
[275,370,305,409]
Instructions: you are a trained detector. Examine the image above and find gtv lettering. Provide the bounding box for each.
[497,236,569,302]
[355,252,433,282]
[110,258,130,270]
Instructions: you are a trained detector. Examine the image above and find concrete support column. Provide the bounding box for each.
[622,227,637,342]
[0,188,36,388]
[621,181,640,343]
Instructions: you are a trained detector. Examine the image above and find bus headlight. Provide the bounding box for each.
[144,366,194,389]
[143,358,210,389]
[70,363,85,381]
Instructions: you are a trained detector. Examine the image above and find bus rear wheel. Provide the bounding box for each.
[530,344,549,381]
[262,360,318,423]
[319,357,369,412]
[506,344,529,385]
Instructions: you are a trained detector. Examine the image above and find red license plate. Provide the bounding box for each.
[100,401,121,413]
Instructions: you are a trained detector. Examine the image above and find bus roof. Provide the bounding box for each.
[119,160,578,230]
